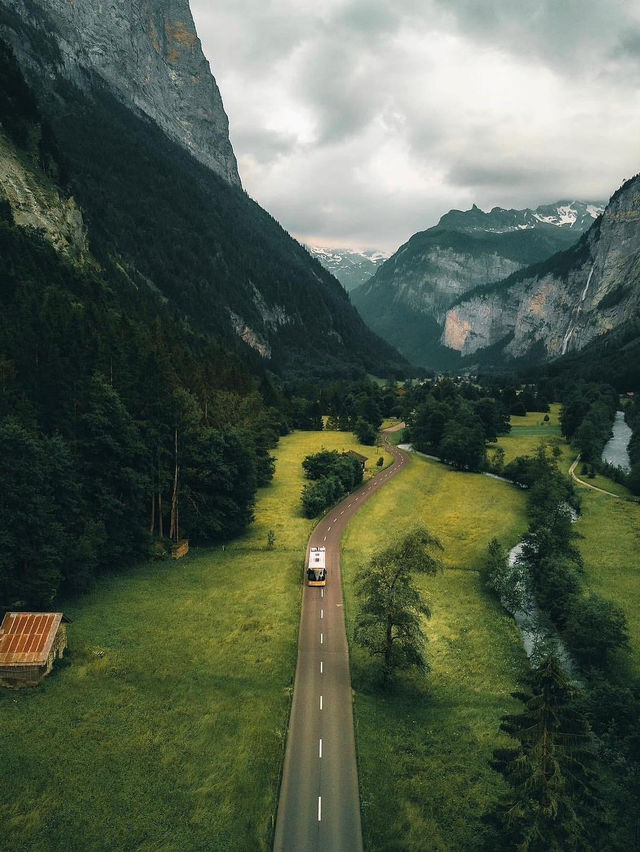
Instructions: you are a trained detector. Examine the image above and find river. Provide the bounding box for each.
[506,541,577,677]
[601,410,632,472]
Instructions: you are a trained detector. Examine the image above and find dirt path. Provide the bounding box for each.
[569,454,636,502]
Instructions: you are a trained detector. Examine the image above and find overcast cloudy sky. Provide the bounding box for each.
[191,0,640,253]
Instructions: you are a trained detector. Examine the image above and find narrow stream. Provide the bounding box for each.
[400,442,578,673]
[601,410,632,472]
[505,540,577,676]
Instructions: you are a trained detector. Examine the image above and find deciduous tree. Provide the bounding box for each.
[354,525,443,688]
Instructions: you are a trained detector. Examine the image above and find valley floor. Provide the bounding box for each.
[0,430,390,852]
[342,454,530,851]
[1,416,638,851]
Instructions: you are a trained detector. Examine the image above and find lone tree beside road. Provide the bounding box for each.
[354,525,443,688]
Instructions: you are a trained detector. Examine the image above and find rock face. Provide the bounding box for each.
[3,0,240,185]
[351,201,603,368]
[442,178,640,362]
[0,130,88,258]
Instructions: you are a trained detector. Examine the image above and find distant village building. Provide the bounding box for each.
[343,450,368,471]
[0,612,70,688]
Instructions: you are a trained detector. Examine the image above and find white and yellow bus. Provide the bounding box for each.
[306,546,327,586]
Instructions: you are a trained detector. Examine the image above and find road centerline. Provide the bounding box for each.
[273,428,409,852]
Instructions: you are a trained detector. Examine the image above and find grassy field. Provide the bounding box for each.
[574,491,640,676]
[0,429,384,852]
[341,453,530,851]
[493,403,574,470]
[572,469,633,499]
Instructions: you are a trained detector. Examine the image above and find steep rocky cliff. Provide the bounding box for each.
[0,129,87,258]
[0,9,404,379]
[443,178,640,364]
[1,0,240,185]
[351,202,602,368]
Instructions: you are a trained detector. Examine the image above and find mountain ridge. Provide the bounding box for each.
[442,177,640,364]
[351,200,603,368]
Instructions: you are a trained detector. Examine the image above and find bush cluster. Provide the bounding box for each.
[300,450,363,518]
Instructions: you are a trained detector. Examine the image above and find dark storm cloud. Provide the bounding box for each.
[191,0,640,251]
[448,161,566,190]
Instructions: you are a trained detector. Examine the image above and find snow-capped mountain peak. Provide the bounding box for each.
[436,200,605,235]
[304,244,390,291]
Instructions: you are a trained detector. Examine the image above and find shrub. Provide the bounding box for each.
[563,594,629,669]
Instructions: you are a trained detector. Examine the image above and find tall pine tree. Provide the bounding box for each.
[485,653,607,851]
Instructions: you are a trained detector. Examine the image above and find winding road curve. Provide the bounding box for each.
[273,427,409,852]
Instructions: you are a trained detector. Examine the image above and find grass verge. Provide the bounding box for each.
[341,452,530,851]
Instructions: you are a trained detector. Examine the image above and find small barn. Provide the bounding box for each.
[0,612,70,688]
[343,450,368,471]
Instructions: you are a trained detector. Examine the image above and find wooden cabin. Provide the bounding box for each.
[0,612,70,688]
[343,450,368,471]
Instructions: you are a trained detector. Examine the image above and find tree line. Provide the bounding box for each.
[482,446,638,849]
[403,378,514,471]
[0,187,282,609]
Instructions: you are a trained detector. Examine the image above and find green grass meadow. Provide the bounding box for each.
[574,491,640,675]
[493,403,573,470]
[3,417,637,852]
[341,453,530,851]
[0,430,385,852]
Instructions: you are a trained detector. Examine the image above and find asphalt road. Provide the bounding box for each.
[273,429,409,852]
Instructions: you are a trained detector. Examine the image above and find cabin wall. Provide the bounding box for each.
[0,665,42,688]
[0,624,67,688]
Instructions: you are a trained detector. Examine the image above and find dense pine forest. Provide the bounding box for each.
[0,40,287,607]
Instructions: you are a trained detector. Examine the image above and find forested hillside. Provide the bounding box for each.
[0,41,284,607]
[0,4,406,381]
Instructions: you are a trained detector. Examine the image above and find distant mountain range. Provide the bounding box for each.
[351,201,605,368]
[437,201,605,234]
[304,245,389,291]
[442,182,640,368]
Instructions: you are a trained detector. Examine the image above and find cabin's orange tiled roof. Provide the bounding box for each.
[0,612,63,666]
